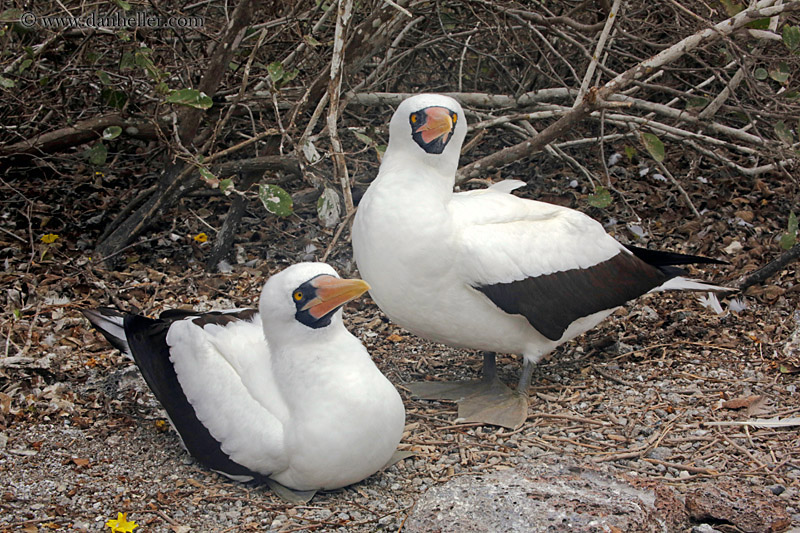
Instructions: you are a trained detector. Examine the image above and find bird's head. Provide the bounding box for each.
[385,94,467,178]
[260,263,370,340]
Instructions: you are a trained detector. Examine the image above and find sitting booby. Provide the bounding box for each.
[82,263,405,501]
[352,93,729,429]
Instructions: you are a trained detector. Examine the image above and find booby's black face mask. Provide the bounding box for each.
[409,106,458,154]
[292,275,370,329]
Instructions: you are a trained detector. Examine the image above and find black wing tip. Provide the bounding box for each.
[624,244,729,266]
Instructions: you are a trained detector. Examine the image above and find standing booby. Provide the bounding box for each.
[352,93,728,429]
[82,263,405,501]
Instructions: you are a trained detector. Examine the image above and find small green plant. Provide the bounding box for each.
[267,62,299,89]
[587,185,612,208]
[780,212,798,250]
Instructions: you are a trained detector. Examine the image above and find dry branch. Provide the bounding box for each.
[456,0,800,183]
[213,156,301,177]
[0,115,163,158]
[478,1,608,33]
[327,0,355,215]
[736,243,800,291]
[347,89,575,108]
[573,0,623,106]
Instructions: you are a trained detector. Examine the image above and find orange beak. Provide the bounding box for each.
[415,107,453,145]
[301,275,370,319]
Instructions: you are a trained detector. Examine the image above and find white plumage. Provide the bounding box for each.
[83,263,405,496]
[352,94,728,428]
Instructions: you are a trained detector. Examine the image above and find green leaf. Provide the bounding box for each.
[219,178,234,195]
[198,167,217,183]
[96,70,112,85]
[120,52,135,70]
[685,96,709,110]
[720,0,743,16]
[353,131,373,145]
[641,132,665,162]
[87,142,108,165]
[746,18,770,30]
[18,58,32,73]
[623,145,636,162]
[304,35,323,46]
[102,126,122,140]
[267,62,297,87]
[1,8,22,19]
[587,186,613,209]
[0,76,16,89]
[774,121,794,145]
[780,232,797,250]
[769,62,790,84]
[101,88,127,109]
[112,0,132,10]
[155,81,170,95]
[259,184,293,217]
[267,62,285,83]
[781,212,798,250]
[780,364,800,374]
[165,89,213,109]
[316,187,341,228]
[783,25,800,51]
[281,68,299,85]
[754,67,768,80]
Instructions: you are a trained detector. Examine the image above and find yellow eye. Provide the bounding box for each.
[410,114,417,123]
[452,113,458,123]
[293,291,303,301]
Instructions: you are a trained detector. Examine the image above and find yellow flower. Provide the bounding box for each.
[40,233,59,244]
[193,232,208,243]
[106,512,138,532]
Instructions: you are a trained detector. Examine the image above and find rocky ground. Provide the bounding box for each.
[1,156,799,532]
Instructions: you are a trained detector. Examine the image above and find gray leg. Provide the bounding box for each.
[516,358,534,395]
[407,351,529,429]
[480,351,497,382]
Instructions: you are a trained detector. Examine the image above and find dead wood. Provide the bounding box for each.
[0,114,163,159]
[204,171,263,272]
[736,243,800,291]
[92,0,255,265]
[456,0,800,183]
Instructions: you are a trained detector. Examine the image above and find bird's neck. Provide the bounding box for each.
[378,149,457,202]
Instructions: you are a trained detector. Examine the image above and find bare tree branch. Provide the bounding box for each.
[328,0,355,215]
[456,0,800,183]
[737,243,800,291]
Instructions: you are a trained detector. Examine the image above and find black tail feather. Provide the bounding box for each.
[81,308,130,356]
